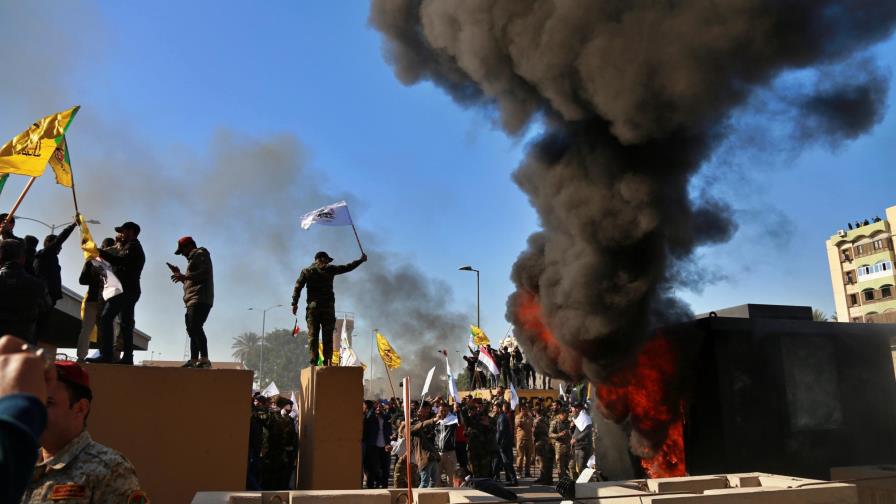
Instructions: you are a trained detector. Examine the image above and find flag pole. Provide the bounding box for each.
[66,137,81,216]
[402,377,414,504]
[5,176,37,221]
[350,222,365,255]
[383,358,397,398]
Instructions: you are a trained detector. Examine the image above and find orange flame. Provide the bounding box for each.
[515,292,685,478]
[597,333,686,478]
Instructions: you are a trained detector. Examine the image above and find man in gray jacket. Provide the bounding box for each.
[170,236,214,368]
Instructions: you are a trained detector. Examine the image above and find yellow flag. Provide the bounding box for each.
[78,215,99,261]
[471,325,490,347]
[376,331,401,370]
[48,135,73,187]
[0,106,80,178]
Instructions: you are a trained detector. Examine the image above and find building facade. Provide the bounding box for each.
[826,205,896,323]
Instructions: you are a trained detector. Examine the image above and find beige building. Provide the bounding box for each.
[826,205,896,323]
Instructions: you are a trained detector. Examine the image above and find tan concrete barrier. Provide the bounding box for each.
[296,366,364,490]
[86,364,253,504]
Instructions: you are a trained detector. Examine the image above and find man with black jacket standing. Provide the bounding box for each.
[87,221,144,365]
[33,221,77,304]
[33,221,78,341]
[494,402,518,486]
[362,400,392,488]
[570,402,593,478]
[170,236,214,368]
[435,403,458,487]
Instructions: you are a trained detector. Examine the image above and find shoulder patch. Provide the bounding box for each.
[50,483,87,500]
[128,490,150,503]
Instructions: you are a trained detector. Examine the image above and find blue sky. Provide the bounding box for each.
[0,2,894,370]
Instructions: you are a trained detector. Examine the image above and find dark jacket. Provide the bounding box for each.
[182,247,213,307]
[496,411,514,450]
[435,417,457,453]
[572,421,593,453]
[0,394,47,504]
[292,258,364,309]
[78,260,103,302]
[0,262,51,340]
[362,411,392,447]
[33,223,77,302]
[98,239,145,294]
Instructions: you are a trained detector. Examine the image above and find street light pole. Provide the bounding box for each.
[15,215,100,234]
[249,304,284,384]
[458,266,480,327]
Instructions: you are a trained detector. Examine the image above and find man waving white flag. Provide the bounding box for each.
[300,201,353,229]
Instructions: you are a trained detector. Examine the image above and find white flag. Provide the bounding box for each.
[421,365,436,398]
[446,357,460,403]
[440,413,458,426]
[573,410,593,431]
[340,347,360,367]
[92,258,123,300]
[300,200,353,230]
[558,381,566,400]
[509,382,519,410]
[261,381,280,398]
[289,391,298,420]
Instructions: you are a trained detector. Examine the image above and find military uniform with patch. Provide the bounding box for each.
[533,414,554,483]
[548,417,572,481]
[292,254,364,365]
[514,412,534,477]
[22,430,146,503]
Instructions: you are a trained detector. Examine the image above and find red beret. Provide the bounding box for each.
[55,360,91,391]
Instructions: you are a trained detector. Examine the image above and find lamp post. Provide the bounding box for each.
[15,215,99,233]
[248,304,284,384]
[458,265,480,327]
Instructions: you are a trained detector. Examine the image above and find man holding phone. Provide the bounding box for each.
[170,236,214,368]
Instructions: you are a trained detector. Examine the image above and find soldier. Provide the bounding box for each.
[22,361,147,503]
[269,397,298,489]
[548,408,572,481]
[533,407,554,484]
[291,251,367,366]
[0,239,50,343]
[514,404,534,478]
[0,213,21,242]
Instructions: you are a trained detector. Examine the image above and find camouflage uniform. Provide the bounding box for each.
[514,412,534,477]
[548,417,572,481]
[21,431,146,503]
[292,258,364,364]
[533,414,554,483]
[261,410,296,489]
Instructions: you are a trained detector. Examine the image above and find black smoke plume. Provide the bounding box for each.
[370,0,896,382]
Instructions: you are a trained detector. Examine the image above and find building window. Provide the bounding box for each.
[845,271,855,284]
[855,244,864,255]
[857,265,872,278]
[863,289,875,302]
[872,261,893,273]
[882,286,893,299]
[873,239,884,250]
[849,294,858,306]
[852,317,863,323]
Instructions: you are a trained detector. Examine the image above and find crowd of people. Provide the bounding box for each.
[360,389,595,490]
[247,393,299,490]
[0,213,217,369]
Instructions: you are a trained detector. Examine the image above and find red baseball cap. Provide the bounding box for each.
[174,236,195,255]
[55,360,91,392]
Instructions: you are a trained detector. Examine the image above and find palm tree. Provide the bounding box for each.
[232,332,261,364]
[812,308,828,322]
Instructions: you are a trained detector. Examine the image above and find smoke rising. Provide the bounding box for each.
[370,0,896,382]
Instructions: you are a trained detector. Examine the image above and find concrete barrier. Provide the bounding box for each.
[85,364,253,504]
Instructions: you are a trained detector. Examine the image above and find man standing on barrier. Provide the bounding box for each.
[291,250,366,366]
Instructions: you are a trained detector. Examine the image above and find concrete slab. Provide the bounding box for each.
[296,366,364,490]
[86,365,253,504]
[831,465,896,504]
